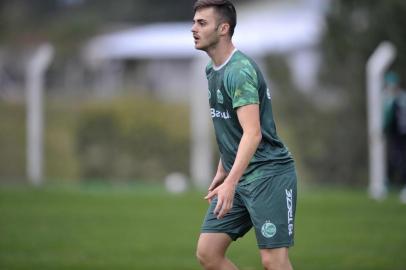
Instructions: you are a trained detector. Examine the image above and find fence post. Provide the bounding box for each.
[366,41,396,199]
[26,43,54,185]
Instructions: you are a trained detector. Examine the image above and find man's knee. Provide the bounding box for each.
[261,257,284,270]
[195,245,209,266]
[196,233,232,269]
[260,248,292,270]
[196,245,220,269]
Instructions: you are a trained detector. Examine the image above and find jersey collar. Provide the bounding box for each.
[213,48,238,71]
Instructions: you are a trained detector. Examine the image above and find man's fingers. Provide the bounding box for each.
[213,198,223,215]
[205,187,219,204]
[208,181,221,192]
[217,200,232,219]
[204,188,217,200]
[205,185,235,219]
[204,192,212,200]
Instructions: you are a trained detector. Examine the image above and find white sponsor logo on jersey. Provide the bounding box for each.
[210,108,231,119]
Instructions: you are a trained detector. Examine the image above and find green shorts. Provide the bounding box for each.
[201,168,297,249]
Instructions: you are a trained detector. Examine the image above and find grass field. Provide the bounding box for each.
[1,184,406,270]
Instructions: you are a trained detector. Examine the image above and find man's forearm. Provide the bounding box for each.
[224,131,262,185]
[216,159,228,178]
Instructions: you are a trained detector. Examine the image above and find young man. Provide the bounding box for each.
[191,1,297,269]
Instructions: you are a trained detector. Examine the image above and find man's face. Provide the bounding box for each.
[191,7,221,51]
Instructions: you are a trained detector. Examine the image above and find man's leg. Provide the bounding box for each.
[239,169,297,270]
[259,248,293,270]
[196,233,238,270]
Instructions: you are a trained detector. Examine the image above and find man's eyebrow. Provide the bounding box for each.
[193,18,207,23]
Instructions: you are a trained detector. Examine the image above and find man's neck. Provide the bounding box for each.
[207,41,236,67]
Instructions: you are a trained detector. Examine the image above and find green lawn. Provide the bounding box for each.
[0,184,405,270]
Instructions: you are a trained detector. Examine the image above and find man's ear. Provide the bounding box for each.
[219,23,230,36]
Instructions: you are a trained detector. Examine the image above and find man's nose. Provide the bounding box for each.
[191,23,197,33]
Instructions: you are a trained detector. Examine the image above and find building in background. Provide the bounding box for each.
[83,0,329,101]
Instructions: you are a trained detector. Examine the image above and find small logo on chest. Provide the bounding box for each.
[216,89,224,104]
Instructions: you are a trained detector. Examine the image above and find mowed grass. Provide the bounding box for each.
[0,184,406,270]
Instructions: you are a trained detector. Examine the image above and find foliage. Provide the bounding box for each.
[0,101,26,181]
[270,1,406,185]
[45,101,82,181]
[321,0,406,86]
[321,0,406,182]
[267,55,366,185]
[75,97,190,181]
[0,97,190,183]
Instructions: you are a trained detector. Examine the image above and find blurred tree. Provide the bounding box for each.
[0,0,249,54]
[312,0,406,185]
[268,0,406,186]
[321,0,406,86]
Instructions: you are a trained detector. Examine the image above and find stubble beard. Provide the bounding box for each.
[195,25,221,51]
[196,36,219,53]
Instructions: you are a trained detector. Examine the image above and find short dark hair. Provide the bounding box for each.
[193,0,237,37]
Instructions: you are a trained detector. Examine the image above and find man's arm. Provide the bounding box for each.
[208,159,228,192]
[205,104,262,218]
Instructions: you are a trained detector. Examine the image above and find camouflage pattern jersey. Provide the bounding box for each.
[206,49,293,184]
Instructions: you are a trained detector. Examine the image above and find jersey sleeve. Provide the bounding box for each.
[225,61,259,109]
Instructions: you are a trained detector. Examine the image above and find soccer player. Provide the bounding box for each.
[191,1,298,269]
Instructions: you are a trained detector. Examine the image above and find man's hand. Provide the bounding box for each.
[204,180,236,219]
[206,160,228,204]
[208,173,227,193]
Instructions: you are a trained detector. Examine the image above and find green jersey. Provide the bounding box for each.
[206,50,293,183]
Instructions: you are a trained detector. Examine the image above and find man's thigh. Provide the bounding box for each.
[201,192,252,241]
[197,233,233,257]
[241,169,297,249]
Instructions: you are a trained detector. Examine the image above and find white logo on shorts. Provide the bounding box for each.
[261,220,276,238]
[285,189,294,236]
